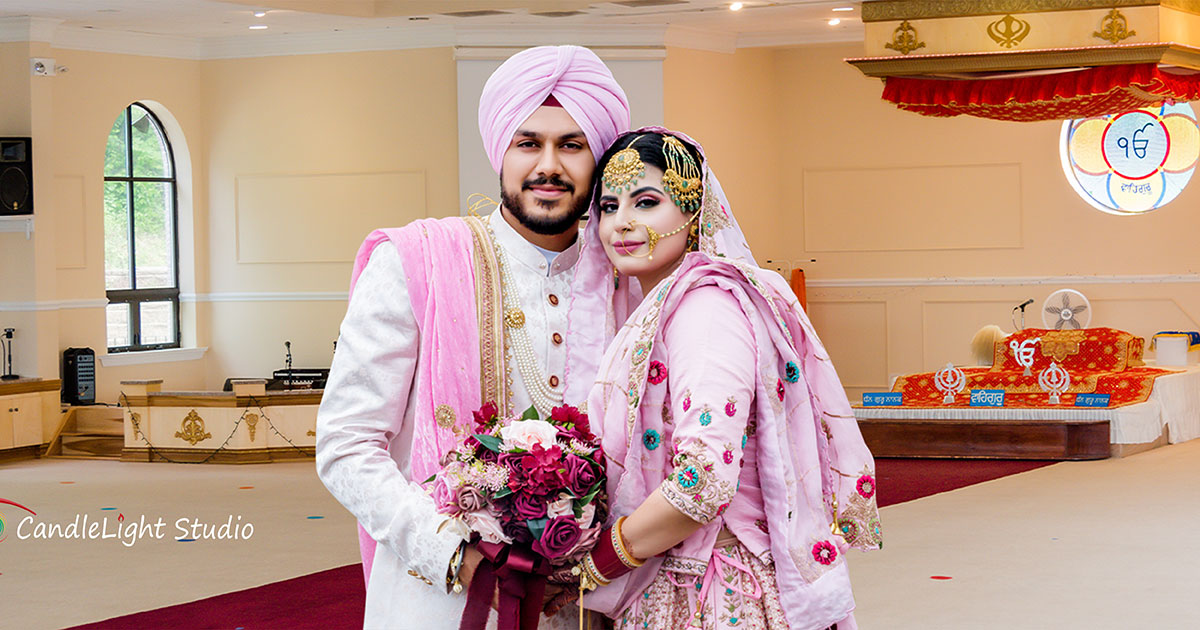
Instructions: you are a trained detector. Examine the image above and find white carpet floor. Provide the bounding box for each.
[3,440,1198,629]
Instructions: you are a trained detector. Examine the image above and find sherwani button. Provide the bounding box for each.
[549,375,560,388]
[552,332,563,345]
[548,294,559,306]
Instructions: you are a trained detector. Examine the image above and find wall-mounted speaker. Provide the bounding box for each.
[0,137,33,216]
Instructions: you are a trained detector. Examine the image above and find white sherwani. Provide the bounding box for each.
[317,211,582,629]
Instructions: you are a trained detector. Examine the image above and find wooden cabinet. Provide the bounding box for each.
[0,379,61,458]
[8,394,43,447]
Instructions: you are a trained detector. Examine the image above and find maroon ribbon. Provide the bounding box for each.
[459,542,551,630]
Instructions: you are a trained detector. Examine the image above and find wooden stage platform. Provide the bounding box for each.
[855,414,1112,460]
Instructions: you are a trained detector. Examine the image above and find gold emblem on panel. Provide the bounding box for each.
[884,20,926,55]
[130,412,143,441]
[504,308,526,329]
[987,14,1031,48]
[245,413,259,442]
[176,410,212,446]
[1093,8,1136,44]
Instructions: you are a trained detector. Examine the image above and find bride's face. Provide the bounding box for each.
[596,164,692,281]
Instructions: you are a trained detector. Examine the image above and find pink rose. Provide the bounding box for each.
[532,515,582,560]
[500,419,559,451]
[473,402,499,428]
[464,509,510,545]
[431,479,458,515]
[454,484,487,513]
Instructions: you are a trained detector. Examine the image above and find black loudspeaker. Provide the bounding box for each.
[0,137,33,216]
[63,347,96,406]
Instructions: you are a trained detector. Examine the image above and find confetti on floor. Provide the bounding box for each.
[930,576,953,580]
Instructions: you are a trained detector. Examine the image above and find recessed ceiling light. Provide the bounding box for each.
[832,6,854,11]
[730,2,744,11]
[254,11,267,17]
[249,25,268,30]
[828,18,841,26]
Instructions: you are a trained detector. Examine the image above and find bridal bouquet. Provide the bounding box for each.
[429,403,607,630]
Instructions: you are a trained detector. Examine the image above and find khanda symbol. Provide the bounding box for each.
[1010,337,1041,376]
[987,14,1031,49]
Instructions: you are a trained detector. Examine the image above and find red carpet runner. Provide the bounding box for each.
[67,458,1054,629]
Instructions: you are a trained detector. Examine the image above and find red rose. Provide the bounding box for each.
[562,454,599,498]
[511,491,548,520]
[532,515,582,560]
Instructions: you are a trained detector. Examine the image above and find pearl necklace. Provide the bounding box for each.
[485,217,563,418]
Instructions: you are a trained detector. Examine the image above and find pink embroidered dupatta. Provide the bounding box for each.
[575,129,883,630]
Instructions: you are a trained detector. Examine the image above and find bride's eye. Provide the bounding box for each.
[635,196,660,209]
[598,200,618,214]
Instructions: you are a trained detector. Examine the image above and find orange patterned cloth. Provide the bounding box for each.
[882,63,1200,122]
[890,328,1178,409]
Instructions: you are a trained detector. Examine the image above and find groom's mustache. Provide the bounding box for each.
[522,176,575,193]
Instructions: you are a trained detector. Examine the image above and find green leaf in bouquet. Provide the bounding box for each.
[521,405,540,421]
[527,517,548,540]
[578,479,604,508]
[421,473,437,484]
[474,433,503,452]
[493,487,513,499]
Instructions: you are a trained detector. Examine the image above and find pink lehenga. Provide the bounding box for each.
[567,128,882,630]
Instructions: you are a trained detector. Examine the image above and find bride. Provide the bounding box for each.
[561,128,883,630]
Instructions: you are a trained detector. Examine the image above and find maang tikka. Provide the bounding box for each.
[601,135,646,193]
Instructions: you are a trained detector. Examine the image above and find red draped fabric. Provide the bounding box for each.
[882,63,1200,122]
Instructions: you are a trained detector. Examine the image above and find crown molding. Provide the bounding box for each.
[663,25,737,54]
[0,17,62,43]
[199,25,455,59]
[737,27,864,49]
[5,18,836,60]
[454,45,666,61]
[52,25,204,60]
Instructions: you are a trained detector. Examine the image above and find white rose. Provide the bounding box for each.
[464,509,511,545]
[499,419,560,451]
[547,493,573,519]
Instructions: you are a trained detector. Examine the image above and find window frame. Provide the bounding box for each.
[104,102,182,353]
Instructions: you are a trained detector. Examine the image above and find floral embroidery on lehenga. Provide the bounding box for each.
[833,465,884,550]
[616,542,790,630]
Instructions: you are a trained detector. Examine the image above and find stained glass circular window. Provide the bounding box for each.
[1060,102,1200,215]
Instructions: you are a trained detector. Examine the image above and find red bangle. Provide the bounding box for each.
[589,517,644,581]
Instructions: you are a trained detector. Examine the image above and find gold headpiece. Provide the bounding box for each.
[601,135,645,193]
[661,135,702,214]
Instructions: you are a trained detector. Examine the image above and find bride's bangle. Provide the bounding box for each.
[582,516,645,585]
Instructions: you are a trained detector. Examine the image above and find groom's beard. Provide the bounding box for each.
[500,175,591,236]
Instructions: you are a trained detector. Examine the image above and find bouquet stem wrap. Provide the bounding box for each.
[460,541,552,630]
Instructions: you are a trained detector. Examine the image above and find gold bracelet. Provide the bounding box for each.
[572,553,611,591]
[612,516,645,569]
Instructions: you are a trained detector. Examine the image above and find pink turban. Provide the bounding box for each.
[478,45,630,173]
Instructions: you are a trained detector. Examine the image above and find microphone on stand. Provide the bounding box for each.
[1,328,17,380]
[284,341,293,389]
[1011,299,1034,330]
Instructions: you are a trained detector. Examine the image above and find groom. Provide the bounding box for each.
[316,46,630,628]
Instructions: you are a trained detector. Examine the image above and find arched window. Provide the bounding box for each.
[103,103,180,352]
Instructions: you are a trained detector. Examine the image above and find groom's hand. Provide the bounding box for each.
[543,583,579,617]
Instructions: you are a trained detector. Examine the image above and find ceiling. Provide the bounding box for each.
[0,1,863,57]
